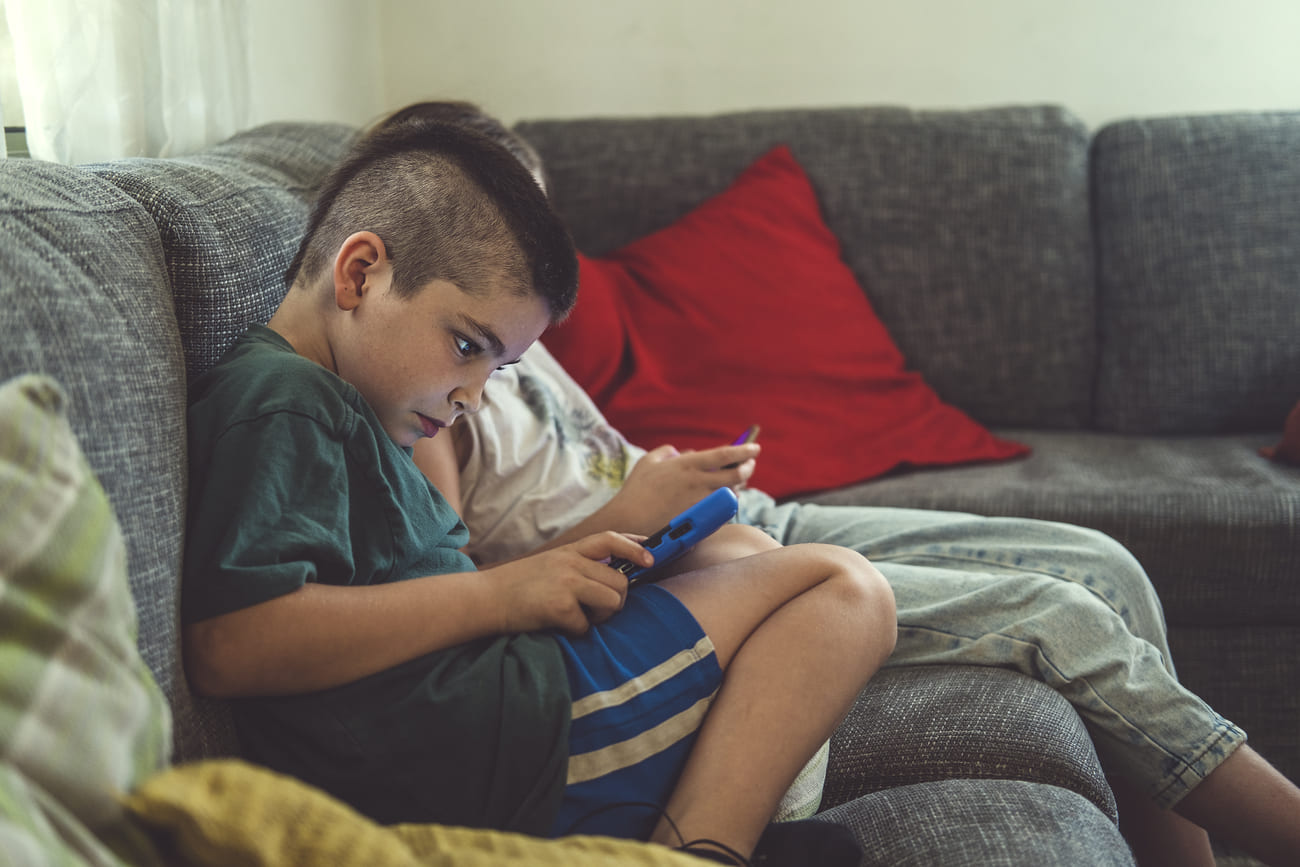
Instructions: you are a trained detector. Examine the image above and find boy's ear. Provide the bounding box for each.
[332,231,389,311]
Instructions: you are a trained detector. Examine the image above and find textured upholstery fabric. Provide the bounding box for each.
[517,105,1097,430]
[816,780,1135,866]
[1168,624,1299,803]
[1092,111,1300,434]
[87,122,358,383]
[0,124,357,766]
[803,429,1299,626]
[79,123,356,763]
[806,426,1300,789]
[824,666,1116,821]
[0,159,219,762]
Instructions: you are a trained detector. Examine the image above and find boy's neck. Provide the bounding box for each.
[267,283,337,373]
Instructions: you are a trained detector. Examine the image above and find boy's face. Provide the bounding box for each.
[333,268,550,448]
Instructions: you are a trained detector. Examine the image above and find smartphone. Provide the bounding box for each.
[722,424,760,469]
[608,487,740,586]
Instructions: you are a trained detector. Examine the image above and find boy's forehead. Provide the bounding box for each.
[431,276,550,347]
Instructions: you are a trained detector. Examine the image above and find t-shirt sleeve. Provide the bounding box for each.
[183,410,356,624]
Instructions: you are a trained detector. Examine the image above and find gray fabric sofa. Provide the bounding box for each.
[517,103,1300,785]
[2,103,1294,865]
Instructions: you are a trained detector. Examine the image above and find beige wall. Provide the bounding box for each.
[8,2,1298,135]
[245,0,384,127]
[237,1,1299,131]
[376,0,1300,129]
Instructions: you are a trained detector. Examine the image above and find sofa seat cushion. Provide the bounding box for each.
[816,779,1134,866]
[824,665,1115,822]
[802,430,1299,626]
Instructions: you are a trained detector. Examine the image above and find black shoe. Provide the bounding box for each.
[751,819,862,867]
[678,839,753,866]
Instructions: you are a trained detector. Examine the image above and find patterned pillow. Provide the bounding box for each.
[0,374,171,866]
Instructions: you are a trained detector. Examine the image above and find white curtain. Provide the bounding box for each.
[4,0,249,164]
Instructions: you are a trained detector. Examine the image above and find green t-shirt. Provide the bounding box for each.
[184,325,570,834]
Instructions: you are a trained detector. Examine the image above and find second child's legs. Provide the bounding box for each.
[1174,745,1300,867]
[740,496,1300,865]
[653,531,896,857]
[1112,778,1214,867]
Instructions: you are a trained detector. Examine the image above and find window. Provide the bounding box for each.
[1,13,29,158]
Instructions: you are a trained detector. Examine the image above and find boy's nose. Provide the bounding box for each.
[451,382,484,415]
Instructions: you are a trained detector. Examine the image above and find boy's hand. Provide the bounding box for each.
[479,531,651,637]
[609,443,760,535]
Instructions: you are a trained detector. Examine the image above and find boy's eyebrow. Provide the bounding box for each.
[458,314,507,358]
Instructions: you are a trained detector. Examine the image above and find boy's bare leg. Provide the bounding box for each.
[652,541,896,856]
[1111,777,1215,867]
[1173,744,1300,867]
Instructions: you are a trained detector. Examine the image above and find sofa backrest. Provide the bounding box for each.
[86,122,358,384]
[517,105,1098,430]
[0,159,223,758]
[0,122,356,765]
[79,121,357,762]
[1092,111,1300,434]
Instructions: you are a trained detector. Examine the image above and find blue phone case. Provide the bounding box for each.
[610,487,740,586]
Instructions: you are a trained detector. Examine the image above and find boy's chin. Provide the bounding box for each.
[384,425,421,449]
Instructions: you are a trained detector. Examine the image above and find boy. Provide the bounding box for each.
[182,119,895,865]
[402,102,1300,866]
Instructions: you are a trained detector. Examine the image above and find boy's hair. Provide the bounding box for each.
[367,100,548,192]
[285,117,576,320]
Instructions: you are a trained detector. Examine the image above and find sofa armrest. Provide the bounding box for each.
[825,664,1116,821]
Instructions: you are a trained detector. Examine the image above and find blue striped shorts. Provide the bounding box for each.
[550,583,723,839]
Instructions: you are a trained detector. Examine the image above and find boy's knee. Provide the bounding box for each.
[674,523,780,576]
[804,543,897,647]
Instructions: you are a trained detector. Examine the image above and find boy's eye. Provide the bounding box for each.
[454,334,482,358]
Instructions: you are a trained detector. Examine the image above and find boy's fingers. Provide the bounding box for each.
[579,580,625,622]
[576,531,653,567]
[557,607,594,638]
[715,443,761,471]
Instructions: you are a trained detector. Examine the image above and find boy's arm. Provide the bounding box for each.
[184,531,651,698]
[481,442,762,564]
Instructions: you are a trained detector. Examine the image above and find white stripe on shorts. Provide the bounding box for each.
[566,692,717,785]
[569,635,715,721]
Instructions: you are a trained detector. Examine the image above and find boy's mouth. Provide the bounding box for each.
[417,413,446,439]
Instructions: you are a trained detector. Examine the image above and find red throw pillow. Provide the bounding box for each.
[1260,399,1300,465]
[543,145,1029,498]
